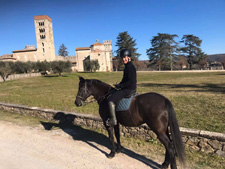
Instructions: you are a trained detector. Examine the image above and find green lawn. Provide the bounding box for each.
[0,71,224,132]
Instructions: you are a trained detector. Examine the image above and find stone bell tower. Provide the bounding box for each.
[103,40,113,71]
[34,15,56,61]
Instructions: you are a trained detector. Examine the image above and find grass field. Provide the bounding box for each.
[0,71,224,133]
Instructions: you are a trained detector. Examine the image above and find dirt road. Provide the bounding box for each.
[0,121,161,169]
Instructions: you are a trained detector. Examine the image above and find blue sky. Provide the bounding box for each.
[0,0,225,60]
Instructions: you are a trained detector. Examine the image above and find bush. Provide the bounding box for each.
[0,61,73,79]
[36,61,51,74]
[0,62,12,82]
[11,61,33,74]
[51,61,72,76]
[84,59,100,72]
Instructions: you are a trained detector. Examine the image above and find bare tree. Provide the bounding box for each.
[177,56,187,70]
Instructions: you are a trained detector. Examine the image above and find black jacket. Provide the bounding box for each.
[118,62,137,90]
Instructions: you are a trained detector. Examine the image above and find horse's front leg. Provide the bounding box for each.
[106,125,116,158]
[114,123,122,153]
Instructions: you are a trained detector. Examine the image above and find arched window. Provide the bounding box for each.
[42,43,44,46]
[40,35,46,39]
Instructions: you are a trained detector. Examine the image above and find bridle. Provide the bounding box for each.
[76,80,92,105]
[76,80,115,106]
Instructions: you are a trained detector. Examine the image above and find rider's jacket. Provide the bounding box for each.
[118,62,137,91]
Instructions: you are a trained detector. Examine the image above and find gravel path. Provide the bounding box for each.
[0,121,161,169]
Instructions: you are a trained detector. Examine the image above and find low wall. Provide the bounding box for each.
[0,73,41,82]
[0,102,224,157]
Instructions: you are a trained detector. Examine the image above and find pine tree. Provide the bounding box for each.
[180,35,202,70]
[58,43,68,57]
[147,33,178,71]
[115,31,140,60]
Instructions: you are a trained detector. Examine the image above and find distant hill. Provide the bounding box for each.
[207,54,225,62]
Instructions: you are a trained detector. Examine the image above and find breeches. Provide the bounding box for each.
[107,89,133,104]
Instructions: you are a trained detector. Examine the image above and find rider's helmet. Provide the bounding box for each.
[120,49,131,58]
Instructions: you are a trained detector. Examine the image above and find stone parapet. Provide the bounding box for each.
[0,73,41,82]
[0,102,224,157]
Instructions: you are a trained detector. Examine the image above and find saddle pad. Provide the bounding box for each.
[116,94,136,111]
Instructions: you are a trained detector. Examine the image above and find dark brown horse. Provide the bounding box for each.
[75,76,185,169]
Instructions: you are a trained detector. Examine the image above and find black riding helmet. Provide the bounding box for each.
[120,49,131,58]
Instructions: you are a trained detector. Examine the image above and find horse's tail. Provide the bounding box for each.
[166,99,185,165]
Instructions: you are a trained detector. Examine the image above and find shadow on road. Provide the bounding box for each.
[40,112,161,169]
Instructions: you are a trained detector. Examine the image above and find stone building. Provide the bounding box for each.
[33,15,56,61]
[0,54,16,62]
[75,40,113,71]
[1,15,56,63]
[12,45,37,62]
[0,15,112,72]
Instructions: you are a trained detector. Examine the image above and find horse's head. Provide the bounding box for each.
[75,76,92,107]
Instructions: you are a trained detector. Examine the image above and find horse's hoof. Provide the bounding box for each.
[116,146,122,153]
[116,149,121,153]
[161,163,169,169]
[107,152,115,159]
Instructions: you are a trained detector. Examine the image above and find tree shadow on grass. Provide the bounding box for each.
[138,83,225,94]
[218,73,225,76]
[40,112,161,169]
[42,75,69,78]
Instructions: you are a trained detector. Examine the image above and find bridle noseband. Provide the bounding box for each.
[76,80,115,106]
[76,80,89,101]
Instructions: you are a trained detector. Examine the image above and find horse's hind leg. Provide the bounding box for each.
[114,124,122,153]
[161,130,171,169]
[158,132,177,169]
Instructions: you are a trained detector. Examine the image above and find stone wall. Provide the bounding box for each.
[0,102,224,157]
[0,73,41,82]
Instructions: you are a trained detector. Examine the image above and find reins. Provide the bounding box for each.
[76,80,116,106]
[77,90,114,106]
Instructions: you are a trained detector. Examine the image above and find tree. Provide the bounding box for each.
[197,52,208,70]
[112,57,120,71]
[115,31,140,69]
[134,60,148,71]
[36,61,51,74]
[58,43,68,57]
[84,59,100,72]
[177,56,187,70]
[11,61,32,74]
[0,62,12,82]
[90,60,100,72]
[180,35,202,70]
[51,61,72,76]
[147,33,179,71]
[221,57,225,69]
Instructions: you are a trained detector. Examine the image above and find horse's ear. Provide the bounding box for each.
[79,76,85,82]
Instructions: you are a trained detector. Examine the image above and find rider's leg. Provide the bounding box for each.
[106,89,133,126]
[107,101,117,126]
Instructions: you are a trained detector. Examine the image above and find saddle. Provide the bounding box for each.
[116,90,137,112]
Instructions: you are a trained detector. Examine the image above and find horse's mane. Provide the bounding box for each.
[89,79,112,89]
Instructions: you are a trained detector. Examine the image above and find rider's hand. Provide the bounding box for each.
[113,83,121,89]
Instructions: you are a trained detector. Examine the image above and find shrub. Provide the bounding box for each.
[0,62,12,82]
[51,61,72,76]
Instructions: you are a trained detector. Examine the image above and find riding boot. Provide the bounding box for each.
[106,101,117,126]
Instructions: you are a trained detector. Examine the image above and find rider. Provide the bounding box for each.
[106,49,137,126]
